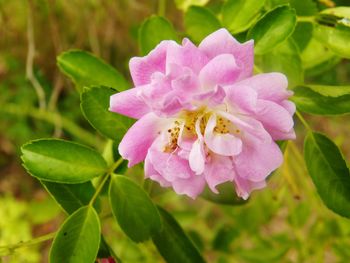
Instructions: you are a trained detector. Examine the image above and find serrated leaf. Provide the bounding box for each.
[139,16,178,55]
[184,6,221,43]
[109,175,162,242]
[292,85,350,115]
[57,50,128,91]
[81,86,133,141]
[221,0,265,34]
[247,5,297,55]
[42,181,100,214]
[304,132,350,218]
[50,206,101,263]
[152,207,206,263]
[21,139,107,183]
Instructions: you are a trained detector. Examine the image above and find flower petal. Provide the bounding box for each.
[109,87,150,119]
[118,113,163,167]
[204,155,234,193]
[144,155,171,187]
[199,28,254,79]
[198,54,240,88]
[172,175,206,199]
[225,84,258,113]
[204,114,242,156]
[189,139,205,175]
[234,134,283,182]
[130,40,175,86]
[234,176,266,200]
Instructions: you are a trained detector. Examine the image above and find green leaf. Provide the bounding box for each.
[152,207,206,263]
[221,0,265,34]
[292,85,350,115]
[139,16,178,55]
[21,139,107,183]
[81,86,133,141]
[175,0,209,11]
[289,0,318,16]
[42,181,100,214]
[256,38,303,87]
[200,182,246,205]
[50,206,101,263]
[109,175,162,242]
[247,5,297,55]
[57,50,128,91]
[304,132,350,218]
[184,6,221,43]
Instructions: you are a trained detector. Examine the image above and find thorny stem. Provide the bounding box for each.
[0,232,56,256]
[26,0,46,110]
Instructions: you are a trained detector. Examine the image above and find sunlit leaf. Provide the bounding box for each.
[175,0,209,11]
[21,139,107,183]
[50,206,101,263]
[221,0,265,34]
[57,50,128,91]
[304,132,350,218]
[109,175,162,242]
[247,5,297,55]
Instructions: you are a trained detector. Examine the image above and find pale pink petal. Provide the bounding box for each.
[225,85,258,113]
[280,100,296,115]
[166,38,209,74]
[198,54,240,88]
[204,114,242,156]
[130,40,175,86]
[109,87,150,119]
[193,85,226,107]
[199,28,254,79]
[172,175,206,199]
[235,73,291,102]
[234,134,283,182]
[189,139,205,175]
[118,113,163,167]
[204,155,234,193]
[234,176,266,200]
[254,100,295,140]
[144,155,171,187]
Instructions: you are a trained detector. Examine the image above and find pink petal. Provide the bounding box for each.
[144,155,171,187]
[172,175,206,199]
[234,134,283,182]
[199,28,254,79]
[204,114,242,156]
[225,85,258,113]
[236,73,291,102]
[234,176,266,200]
[130,40,175,86]
[166,38,209,74]
[280,100,296,115]
[255,99,295,140]
[204,155,235,193]
[198,54,240,88]
[193,85,226,107]
[109,87,150,119]
[118,113,163,167]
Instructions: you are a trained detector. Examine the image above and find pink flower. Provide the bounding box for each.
[109,29,295,200]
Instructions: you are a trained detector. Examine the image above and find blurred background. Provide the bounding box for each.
[1,0,350,262]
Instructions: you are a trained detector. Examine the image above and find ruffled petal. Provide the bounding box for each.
[118,113,163,167]
[189,139,205,175]
[234,134,283,182]
[225,84,258,113]
[198,54,240,88]
[204,114,242,156]
[234,175,266,200]
[109,87,150,119]
[199,28,254,79]
[129,40,175,86]
[172,175,206,199]
[144,155,171,187]
[204,155,235,193]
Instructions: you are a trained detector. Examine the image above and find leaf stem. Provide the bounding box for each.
[89,158,124,206]
[0,232,56,256]
[158,0,166,16]
[297,16,315,23]
[295,111,312,131]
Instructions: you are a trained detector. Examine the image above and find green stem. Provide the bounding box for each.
[89,158,124,206]
[1,103,97,147]
[296,111,312,131]
[254,64,263,74]
[0,232,56,256]
[157,0,166,16]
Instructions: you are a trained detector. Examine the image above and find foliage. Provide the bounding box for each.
[1,0,350,262]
